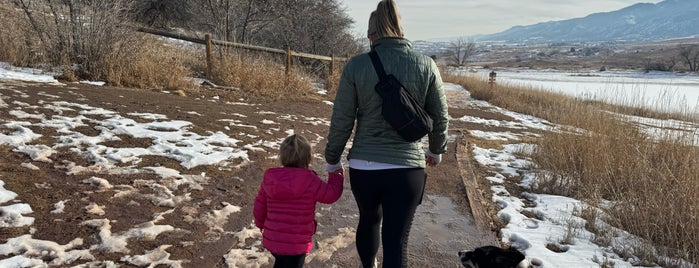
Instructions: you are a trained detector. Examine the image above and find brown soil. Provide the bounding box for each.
[0,80,508,267]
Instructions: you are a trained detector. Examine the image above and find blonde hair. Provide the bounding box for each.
[367,0,404,38]
[279,134,312,168]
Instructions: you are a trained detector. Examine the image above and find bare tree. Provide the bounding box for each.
[237,0,276,44]
[188,0,277,43]
[262,0,358,55]
[189,0,359,55]
[446,37,476,66]
[129,0,193,28]
[178,0,361,56]
[190,0,234,42]
[13,0,132,76]
[13,0,49,50]
[679,44,699,72]
[643,56,676,72]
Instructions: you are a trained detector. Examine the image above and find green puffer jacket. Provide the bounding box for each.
[325,37,449,168]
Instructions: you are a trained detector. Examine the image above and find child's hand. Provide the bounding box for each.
[331,167,344,176]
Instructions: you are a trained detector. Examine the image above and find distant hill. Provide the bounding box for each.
[477,0,699,44]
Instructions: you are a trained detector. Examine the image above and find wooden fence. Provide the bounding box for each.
[135,27,348,78]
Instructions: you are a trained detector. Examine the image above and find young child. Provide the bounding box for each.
[253,134,344,268]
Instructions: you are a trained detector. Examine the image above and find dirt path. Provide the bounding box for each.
[0,80,499,267]
[303,133,499,268]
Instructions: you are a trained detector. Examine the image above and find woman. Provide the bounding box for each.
[324,0,449,267]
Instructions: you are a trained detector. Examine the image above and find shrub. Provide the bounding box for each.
[209,53,314,99]
[97,34,196,91]
[10,0,134,77]
[0,3,37,66]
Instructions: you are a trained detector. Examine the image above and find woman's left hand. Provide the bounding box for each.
[425,151,442,166]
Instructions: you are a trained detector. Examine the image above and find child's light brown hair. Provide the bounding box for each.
[279,134,312,168]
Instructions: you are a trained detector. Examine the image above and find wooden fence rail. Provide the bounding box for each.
[134,27,348,78]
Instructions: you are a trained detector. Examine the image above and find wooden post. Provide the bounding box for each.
[329,54,335,77]
[286,46,292,77]
[205,34,214,78]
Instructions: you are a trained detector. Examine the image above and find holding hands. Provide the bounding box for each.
[425,150,442,167]
[325,162,344,175]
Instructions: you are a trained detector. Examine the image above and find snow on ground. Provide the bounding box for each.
[0,63,62,85]
[612,112,699,146]
[448,83,695,268]
[0,64,338,267]
[1,63,696,267]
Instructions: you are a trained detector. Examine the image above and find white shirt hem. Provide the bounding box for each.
[348,159,413,170]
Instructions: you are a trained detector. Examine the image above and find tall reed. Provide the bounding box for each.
[444,72,699,265]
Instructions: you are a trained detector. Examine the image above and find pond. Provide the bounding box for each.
[469,69,699,115]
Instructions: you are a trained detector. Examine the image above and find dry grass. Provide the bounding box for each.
[325,63,344,94]
[97,34,197,91]
[444,72,699,265]
[209,53,315,99]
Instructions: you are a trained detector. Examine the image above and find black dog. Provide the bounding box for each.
[459,246,529,268]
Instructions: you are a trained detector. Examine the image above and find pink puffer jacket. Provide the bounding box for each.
[253,167,344,255]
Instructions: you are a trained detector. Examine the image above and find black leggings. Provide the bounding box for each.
[272,253,306,268]
[350,168,426,268]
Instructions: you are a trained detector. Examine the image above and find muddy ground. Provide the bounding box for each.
[0,80,520,267]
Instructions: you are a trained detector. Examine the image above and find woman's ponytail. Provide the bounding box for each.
[370,0,404,38]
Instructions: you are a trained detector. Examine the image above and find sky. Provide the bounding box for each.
[339,0,664,41]
[1,63,697,267]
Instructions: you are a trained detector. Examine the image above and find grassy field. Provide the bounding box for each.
[444,72,699,267]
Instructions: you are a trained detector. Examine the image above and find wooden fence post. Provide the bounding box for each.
[135,27,350,82]
[329,54,335,77]
[205,34,214,78]
[286,46,292,77]
[488,70,497,89]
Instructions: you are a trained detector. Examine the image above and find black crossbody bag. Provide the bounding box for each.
[368,50,433,142]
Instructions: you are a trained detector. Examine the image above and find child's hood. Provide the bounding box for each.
[263,167,317,198]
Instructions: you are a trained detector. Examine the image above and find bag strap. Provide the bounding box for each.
[368,50,388,81]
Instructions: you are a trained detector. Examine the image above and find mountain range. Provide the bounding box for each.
[475,0,699,44]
